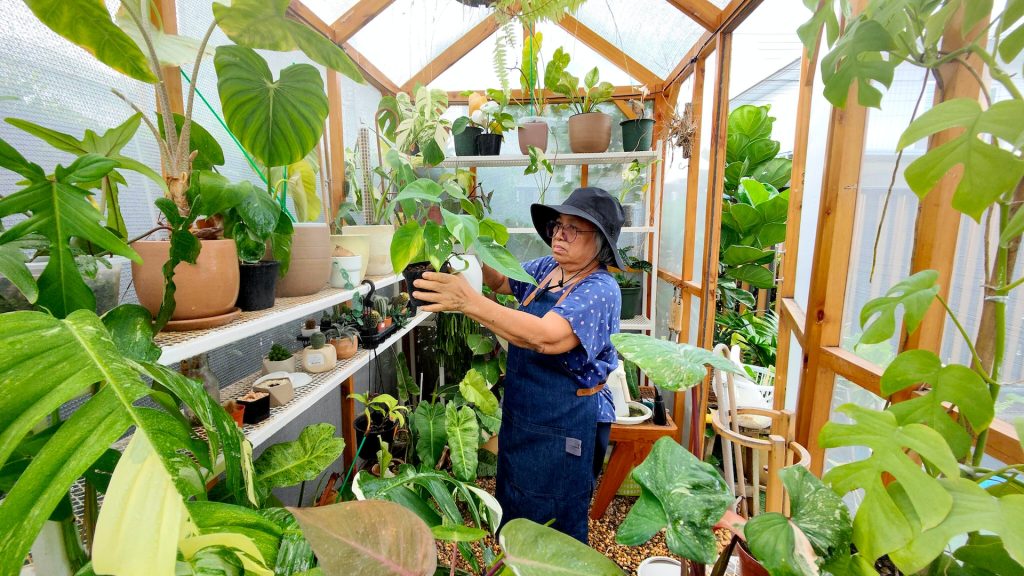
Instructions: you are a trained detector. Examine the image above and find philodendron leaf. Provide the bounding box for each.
[472,236,536,284]
[890,478,1024,573]
[215,45,329,168]
[422,220,453,273]
[882,352,994,458]
[441,208,480,249]
[898,98,1024,221]
[22,0,156,83]
[465,333,494,355]
[446,402,479,482]
[175,545,244,576]
[392,221,425,274]
[501,518,625,576]
[413,402,447,469]
[858,270,939,345]
[820,404,959,564]
[253,424,344,503]
[617,437,732,564]
[458,369,498,416]
[0,242,37,304]
[610,333,739,392]
[289,501,437,576]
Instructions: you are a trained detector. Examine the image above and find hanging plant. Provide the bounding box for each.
[492,0,588,26]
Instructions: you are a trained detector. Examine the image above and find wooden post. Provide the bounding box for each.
[155,0,183,114]
[341,376,356,467]
[326,69,346,224]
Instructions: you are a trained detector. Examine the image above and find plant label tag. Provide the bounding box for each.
[565,437,582,456]
[306,354,324,368]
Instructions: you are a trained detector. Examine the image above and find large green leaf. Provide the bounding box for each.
[115,2,213,68]
[157,113,225,171]
[820,404,959,564]
[725,264,775,289]
[253,424,344,504]
[610,333,738,392]
[212,0,364,82]
[176,545,245,576]
[882,352,994,458]
[745,513,818,576]
[722,245,775,266]
[392,221,426,274]
[729,105,773,141]
[858,270,939,345]
[413,402,447,469]
[102,304,160,362]
[273,154,321,222]
[188,502,284,569]
[260,507,316,576]
[441,208,480,249]
[445,402,479,482]
[954,535,1024,576]
[0,242,37,304]
[752,158,793,190]
[502,519,624,576]
[472,236,535,284]
[615,437,732,564]
[22,0,156,83]
[898,99,1024,220]
[819,18,897,108]
[458,369,498,416]
[890,479,1024,573]
[289,501,436,576]
[215,45,329,168]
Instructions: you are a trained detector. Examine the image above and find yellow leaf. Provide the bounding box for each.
[180,533,273,576]
[287,158,322,222]
[468,92,487,116]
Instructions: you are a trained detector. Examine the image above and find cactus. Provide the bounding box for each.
[392,292,410,308]
[267,343,292,361]
[310,331,326,349]
[368,310,383,325]
[371,294,390,318]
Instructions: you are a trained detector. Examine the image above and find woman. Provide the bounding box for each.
[413,187,625,543]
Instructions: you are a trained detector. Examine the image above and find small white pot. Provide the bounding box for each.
[262,355,296,375]
[449,254,483,293]
[344,224,395,276]
[331,233,370,278]
[637,556,682,576]
[330,255,363,289]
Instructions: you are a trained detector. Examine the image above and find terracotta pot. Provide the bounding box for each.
[331,335,358,359]
[224,403,245,427]
[518,120,549,154]
[132,239,239,321]
[737,541,768,576]
[276,223,331,297]
[343,224,395,276]
[568,112,612,153]
[330,234,370,279]
[383,317,393,328]
[482,434,499,455]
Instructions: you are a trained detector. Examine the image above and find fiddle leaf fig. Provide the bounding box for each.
[858,270,939,345]
[611,333,739,391]
[898,99,1024,221]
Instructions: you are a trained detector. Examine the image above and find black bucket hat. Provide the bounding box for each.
[530,187,626,269]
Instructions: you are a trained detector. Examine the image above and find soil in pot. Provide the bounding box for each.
[455,126,482,156]
[621,118,656,152]
[476,133,503,156]
[236,260,279,311]
[354,413,397,461]
[619,284,642,320]
[518,120,548,154]
[568,112,612,153]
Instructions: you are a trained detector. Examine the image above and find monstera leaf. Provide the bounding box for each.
[413,402,447,469]
[253,424,345,504]
[446,402,479,482]
[215,45,330,169]
[858,270,939,345]
[611,333,739,391]
[615,437,733,564]
[501,519,625,576]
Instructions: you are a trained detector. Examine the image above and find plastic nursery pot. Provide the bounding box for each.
[402,261,442,307]
[454,125,483,156]
[475,133,503,156]
[568,112,612,153]
[737,540,769,576]
[236,391,270,425]
[517,120,548,154]
[619,284,642,320]
[620,118,656,152]
[236,260,280,311]
[354,413,397,461]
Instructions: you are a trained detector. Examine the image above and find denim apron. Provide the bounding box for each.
[496,270,601,543]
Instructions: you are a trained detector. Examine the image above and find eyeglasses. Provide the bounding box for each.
[546,221,597,243]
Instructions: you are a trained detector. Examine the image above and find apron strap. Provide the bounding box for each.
[522,269,561,307]
[576,381,606,397]
[553,268,597,307]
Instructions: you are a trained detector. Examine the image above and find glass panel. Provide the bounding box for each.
[574,0,705,79]
[784,332,801,411]
[692,51,716,280]
[839,64,934,365]
[349,0,492,86]
[431,30,502,91]
[298,0,358,25]
[655,279,674,339]
[688,294,701,346]
[794,60,829,310]
[659,79,694,278]
[528,24,633,86]
[729,0,806,101]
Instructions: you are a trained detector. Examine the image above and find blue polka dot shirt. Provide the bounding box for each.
[508,256,621,423]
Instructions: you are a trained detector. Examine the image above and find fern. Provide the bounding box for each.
[493,21,516,98]
[494,0,587,26]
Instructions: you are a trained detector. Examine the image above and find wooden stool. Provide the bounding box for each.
[590,418,678,519]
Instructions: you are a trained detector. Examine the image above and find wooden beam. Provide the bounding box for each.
[664,0,722,31]
[665,31,715,90]
[155,0,183,114]
[719,0,767,33]
[820,347,882,396]
[401,15,499,92]
[679,56,706,347]
[779,298,806,347]
[331,0,396,44]
[447,85,644,104]
[326,69,346,224]
[556,14,661,87]
[614,100,637,120]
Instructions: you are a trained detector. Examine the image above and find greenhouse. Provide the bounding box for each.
[1,0,1021,574]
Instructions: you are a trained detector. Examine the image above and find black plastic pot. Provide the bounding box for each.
[455,126,482,156]
[619,284,642,320]
[403,260,452,307]
[236,260,279,311]
[354,413,397,461]
[237,392,270,425]
[476,133,503,156]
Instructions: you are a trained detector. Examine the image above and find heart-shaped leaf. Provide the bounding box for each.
[391,221,425,274]
[445,402,479,483]
[502,518,624,575]
[412,402,447,469]
[610,333,739,391]
[253,424,344,504]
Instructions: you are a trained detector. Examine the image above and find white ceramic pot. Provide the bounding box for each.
[330,255,363,289]
[343,224,395,276]
[638,556,681,576]
[1,256,126,315]
[330,233,370,279]
[262,356,296,375]
[449,254,482,293]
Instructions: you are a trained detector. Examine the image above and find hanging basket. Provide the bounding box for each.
[454,0,496,6]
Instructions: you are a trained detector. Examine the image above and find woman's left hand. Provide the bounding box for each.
[413,271,478,313]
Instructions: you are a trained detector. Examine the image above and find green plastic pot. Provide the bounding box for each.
[621,118,655,152]
[619,284,642,320]
[454,126,482,156]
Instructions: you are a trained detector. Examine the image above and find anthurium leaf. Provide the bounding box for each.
[723,245,775,266]
[391,221,425,274]
[253,423,344,503]
[725,265,775,289]
[858,270,939,345]
[618,437,732,564]
[0,242,38,304]
[820,18,897,108]
[890,478,1024,573]
[611,333,738,392]
[22,0,156,83]
[423,220,453,273]
[820,404,959,564]
[289,501,437,576]
[953,535,1024,576]
[441,208,480,249]
[746,513,820,576]
[501,518,625,576]
[432,525,488,543]
[157,113,225,171]
[898,98,1024,220]
[446,402,479,482]
[472,237,535,284]
[215,45,329,168]
[101,304,159,362]
[887,364,994,459]
[458,369,498,416]
[412,402,447,469]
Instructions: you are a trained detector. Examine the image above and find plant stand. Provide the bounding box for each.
[589,418,677,520]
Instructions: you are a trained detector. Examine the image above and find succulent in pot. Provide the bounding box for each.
[263,342,296,374]
[302,330,337,374]
[326,324,359,360]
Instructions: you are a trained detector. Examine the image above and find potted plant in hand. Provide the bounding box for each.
[516,31,549,154]
[620,88,655,152]
[350,392,409,462]
[547,47,615,153]
[263,342,296,374]
[452,92,489,156]
[613,247,652,320]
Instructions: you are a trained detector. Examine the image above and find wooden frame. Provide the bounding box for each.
[664,0,722,31]
[402,15,499,92]
[556,14,661,87]
[331,0,396,44]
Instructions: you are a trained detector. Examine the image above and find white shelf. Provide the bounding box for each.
[439,150,659,168]
[620,315,653,332]
[155,274,403,366]
[506,226,655,234]
[221,311,431,448]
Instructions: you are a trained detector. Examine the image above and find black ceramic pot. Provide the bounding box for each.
[476,133,503,156]
[619,284,642,320]
[354,413,397,461]
[236,260,279,311]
